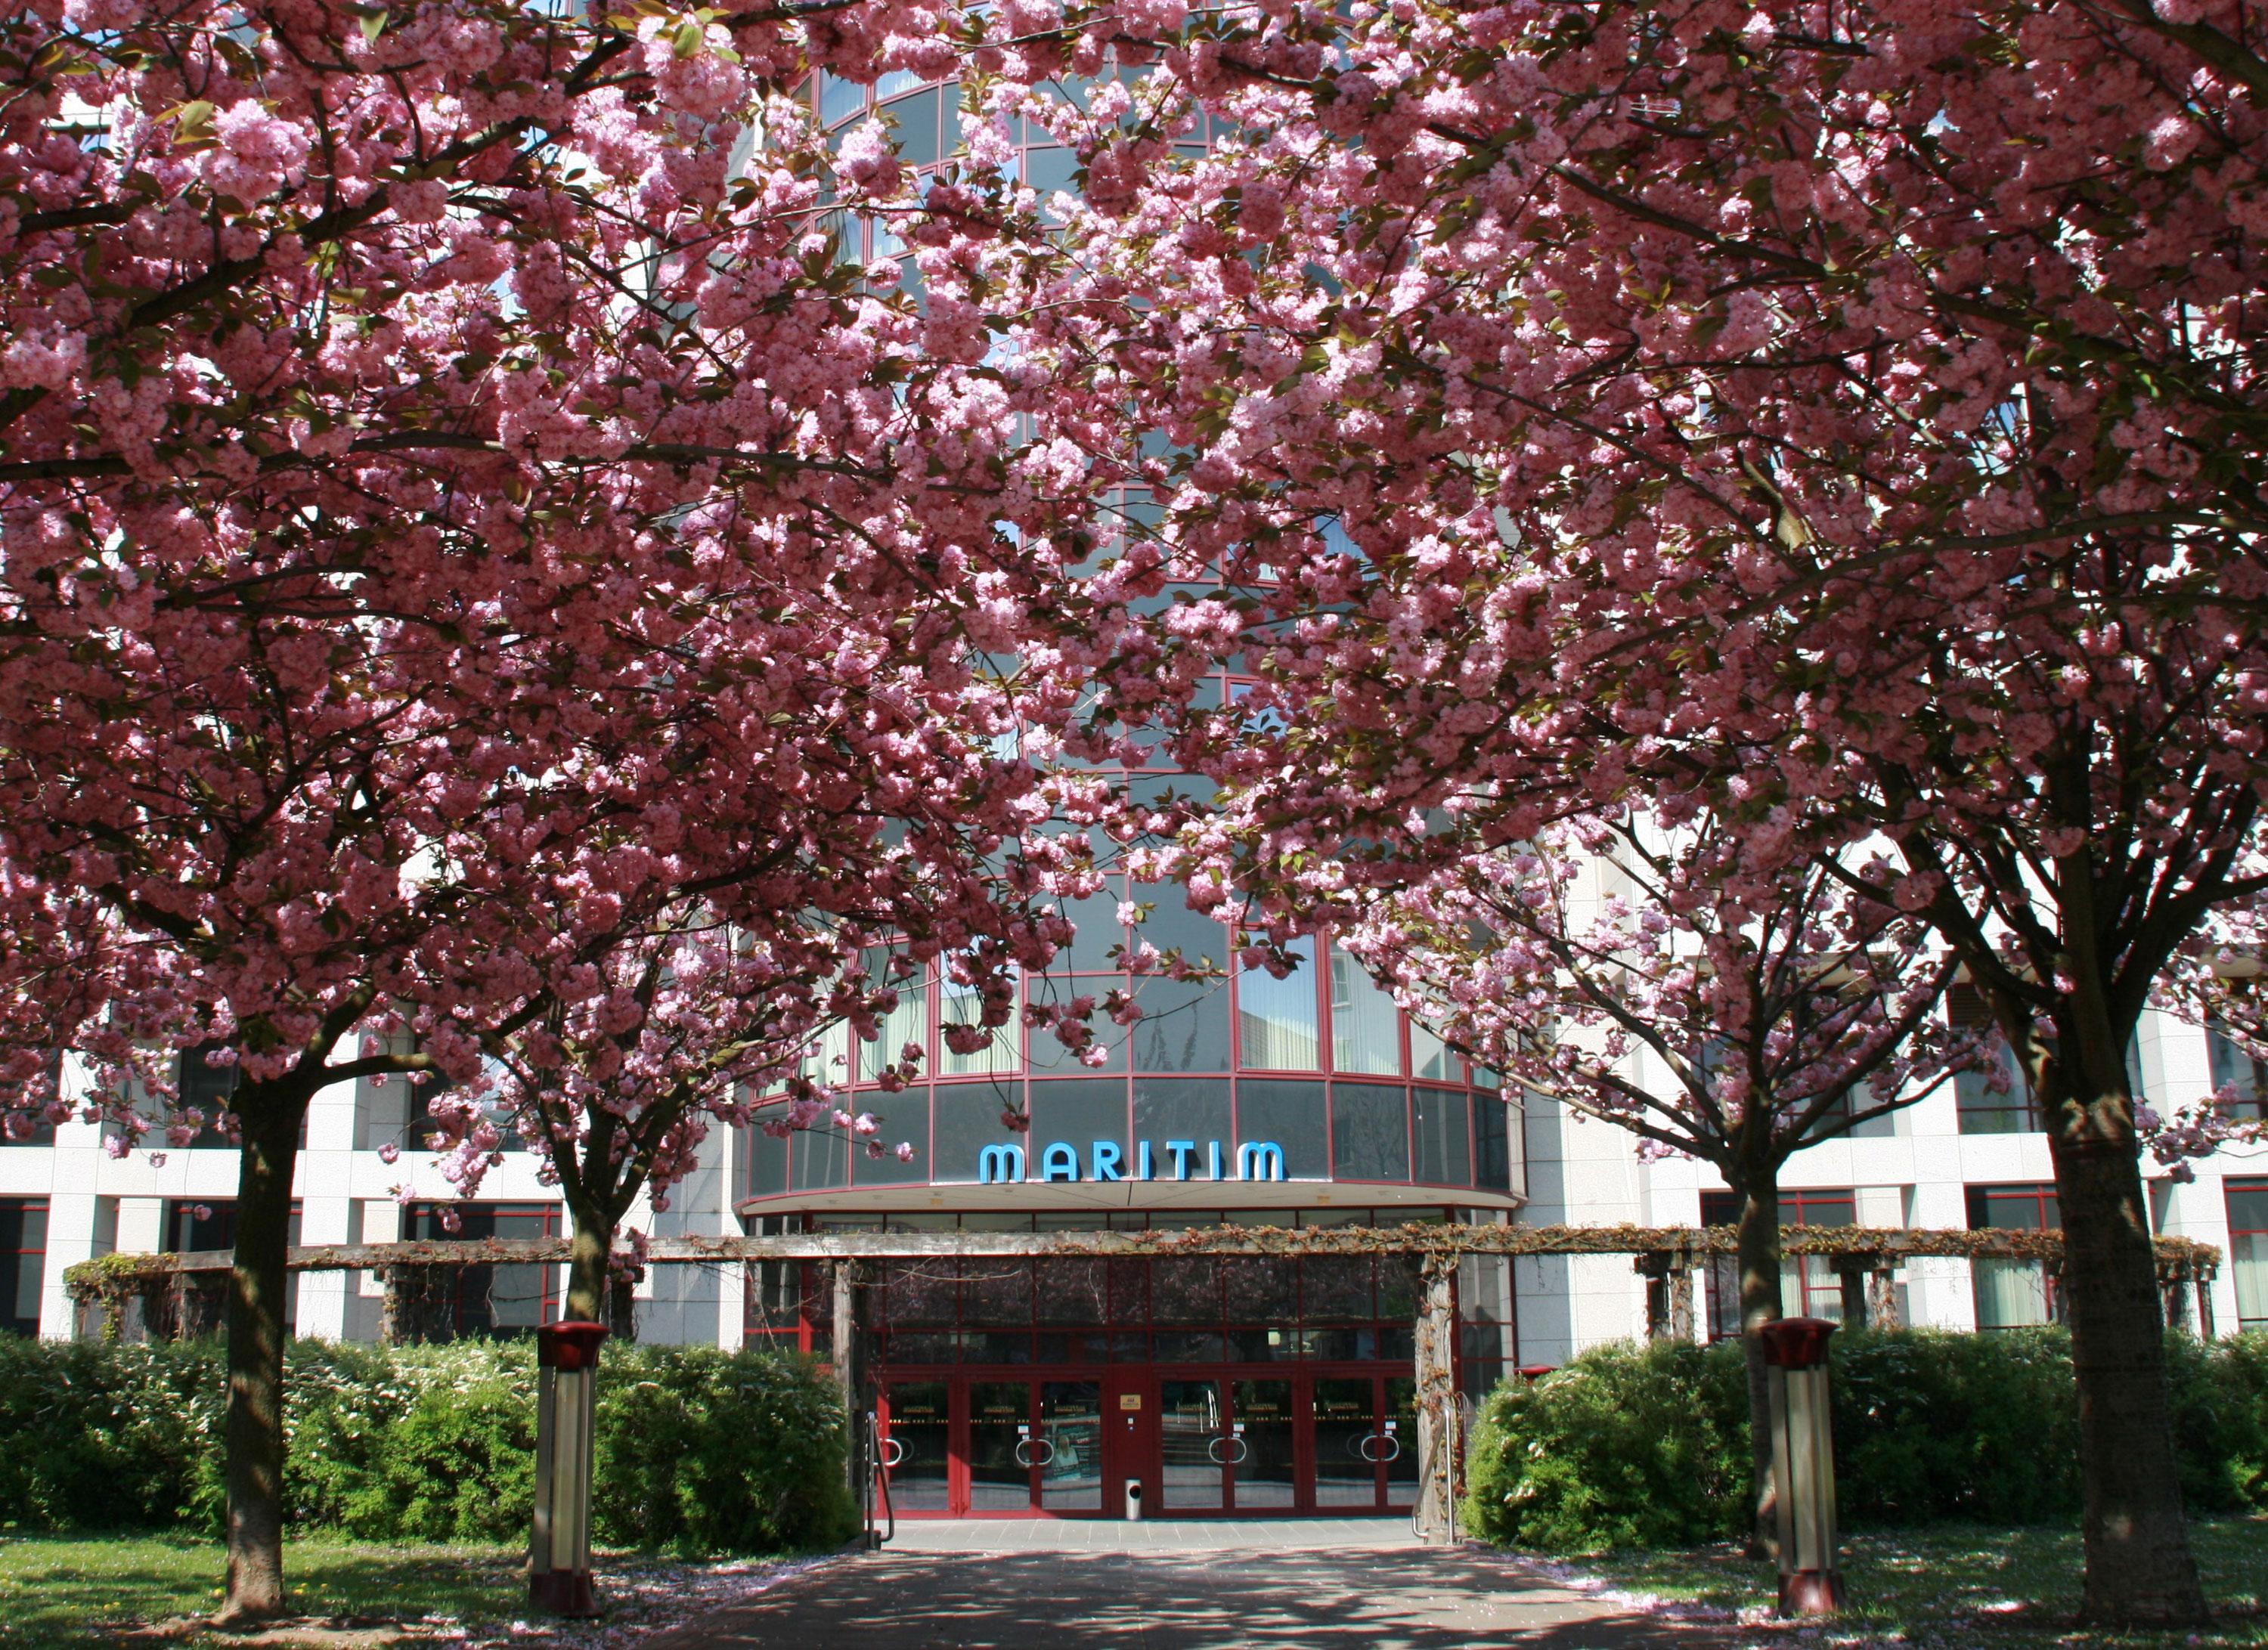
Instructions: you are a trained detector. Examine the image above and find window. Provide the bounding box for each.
[163,1200,302,1325]
[2,1053,59,1144]
[1237,936,1319,1070]
[410,1057,524,1154]
[863,955,932,1082]
[1701,1188,1857,1339]
[170,1042,240,1147]
[0,1200,45,1336]
[1967,1182,2062,1330]
[1948,984,2038,1135]
[1328,946,1401,1076]
[2229,1180,2268,1333]
[2208,1023,2268,1122]
[940,968,1018,1077]
[401,1203,561,1339]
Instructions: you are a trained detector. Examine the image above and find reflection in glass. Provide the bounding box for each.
[1331,948,1402,1076]
[883,1382,952,1512]
[866,961,939,1088]
[1312,1376,1378,1508]
[1411,1018,1458,1082]
[1132,977,1232,1072]
[1232,1379,1297,1509]
[940,967,1018,1077]
[968,1382,1032,1511]
[1383,1376,1419,1505]
[1160,1378,1226,1511]
[1040,1381,1103,1510]
[1331,1083,1411,1181]
[1238,936,1319,1070]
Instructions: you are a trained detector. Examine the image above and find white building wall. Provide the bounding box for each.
[1516,1007,2263,1357]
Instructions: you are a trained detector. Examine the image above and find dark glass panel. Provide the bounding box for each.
[934,1085,1028,1184]
[1300,1256,1373,1324]
[854,1091,931,1185]
[962,1259,1033,1327]
[1129,884,1228,971]
[792,1124,849,1191]
[1159,1377,1228,1511]
[1027,1079,1129,1176]
[1473,1094,1514,1192]
[1152,1330,1228,1363]
[1232,1378,1297,1509]
[1133,1078,1231,1175]
[968,1381,1033,1511]
[883,1381,951,1512]
[881,1260,957,1328]
[1234,1079,1328,1179]
[1132,977,1232,1073]
[1414,1088,1471,1187]
[1222,1256,1296,1325]
[1375,1256,1420,1322]
[1331,1083,1411,1181]
[744,1122,789,1198]
[1033,1258,1109,1325]
[1151,1255,1221,1325]
[1040,1381,1104,1511]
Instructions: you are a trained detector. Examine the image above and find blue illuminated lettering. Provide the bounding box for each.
[977,1136,1299,1185]
[978,1143,1026,1184]
[1237,1142,1286,1182]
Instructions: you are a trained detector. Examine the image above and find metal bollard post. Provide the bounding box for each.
[1759,1317,1845,1617]
[531,1320,609,1617]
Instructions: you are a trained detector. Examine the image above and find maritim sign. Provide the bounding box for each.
[978,1138,1287,1184]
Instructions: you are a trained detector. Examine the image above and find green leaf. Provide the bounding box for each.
[360,9,388,42]
[672,19,703,59]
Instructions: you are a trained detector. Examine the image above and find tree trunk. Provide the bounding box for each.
[2046,1073,2208,1627]
[218,1081,309,1624]
[1734,1169,1786,1562]
[564,1203,613,1326]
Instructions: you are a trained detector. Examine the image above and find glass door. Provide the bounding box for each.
[968,1381,1036,1512]
[1159,1378,1228,1512]
[1040,1380,1104,1512]
[880,1382,951,1512]
[1311,1376,1380,1508]
[1229,1378,1296,1510]
[1383,1376,1418,1509]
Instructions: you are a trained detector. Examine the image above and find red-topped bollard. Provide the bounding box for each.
[531,1320,609,1616]
[1758,1317,1844,1616]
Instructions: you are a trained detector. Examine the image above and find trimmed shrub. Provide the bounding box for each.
[593,1345,857,1555]
[1461,1338,1752,1549]
[0,1336,853,1555]
[1464,1329,2268,1552]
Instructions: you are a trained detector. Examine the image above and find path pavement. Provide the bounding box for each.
[645,1527,1743,1648]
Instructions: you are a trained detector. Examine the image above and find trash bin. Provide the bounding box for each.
[1123,1478,1144,1521]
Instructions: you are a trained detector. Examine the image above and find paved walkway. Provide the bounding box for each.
[646,1536,1739,1648]
[881,1515,1424,1552]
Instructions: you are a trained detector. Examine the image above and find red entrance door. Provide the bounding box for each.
[1103,1371,1158,1515]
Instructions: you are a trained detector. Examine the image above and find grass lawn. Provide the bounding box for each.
[1546,1515,2268,1647]
[0,1533,527,1647]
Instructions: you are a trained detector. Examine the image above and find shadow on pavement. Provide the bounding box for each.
[644,1545,1748,1648]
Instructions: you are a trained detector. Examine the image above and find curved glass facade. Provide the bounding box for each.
[722,70,1523,1518]
[739,930,1523,1209]
[736,70,1523,1220]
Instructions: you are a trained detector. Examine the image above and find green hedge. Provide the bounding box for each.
[0,1336,857,1555]
[1464,1329,2268,1552]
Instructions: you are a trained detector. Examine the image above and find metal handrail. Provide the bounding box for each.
[866,1411,894,1547]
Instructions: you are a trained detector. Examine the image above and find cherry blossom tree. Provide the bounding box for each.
[1340,813,1969,1551]
[0,0,1123,1619]
[1016,0,2268,1623]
